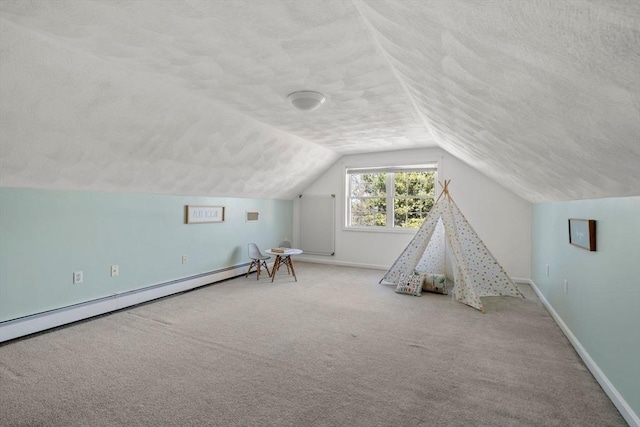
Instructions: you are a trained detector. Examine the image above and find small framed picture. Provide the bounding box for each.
[568,218,596,251]
[186,205,225,224]
[246,211,259,222]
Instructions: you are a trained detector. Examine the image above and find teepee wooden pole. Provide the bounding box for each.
[435,179,452,203]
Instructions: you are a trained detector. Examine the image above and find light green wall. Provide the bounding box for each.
[0,188,292,322]
[532,196,640,418]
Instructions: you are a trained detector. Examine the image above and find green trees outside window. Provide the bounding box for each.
[348,169,436,229]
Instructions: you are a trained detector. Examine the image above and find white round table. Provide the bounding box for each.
[264,248,303,282]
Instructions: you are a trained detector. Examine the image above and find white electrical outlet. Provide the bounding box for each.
[182,255,188,264]
[110,265,119,277]
[564,279,568,293]
[73,271,83,284]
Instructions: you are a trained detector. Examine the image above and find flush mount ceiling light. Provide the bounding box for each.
[287,91,325,111]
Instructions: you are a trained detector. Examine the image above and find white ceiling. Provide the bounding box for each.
[0,0,638,202]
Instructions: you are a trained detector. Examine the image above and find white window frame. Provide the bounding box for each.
[344,163,438,232]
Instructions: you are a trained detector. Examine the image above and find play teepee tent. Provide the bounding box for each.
[380,181,524,312]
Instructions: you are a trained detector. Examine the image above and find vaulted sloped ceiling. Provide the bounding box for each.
[0,0,638,202]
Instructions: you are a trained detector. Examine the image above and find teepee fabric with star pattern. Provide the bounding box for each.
[380,182,523,312]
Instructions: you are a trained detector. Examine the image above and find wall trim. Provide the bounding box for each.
[295,256,387,271]
[526,279,639,427]
[0,263,254,343]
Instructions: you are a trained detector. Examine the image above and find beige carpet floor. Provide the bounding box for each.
[0,262,626,426]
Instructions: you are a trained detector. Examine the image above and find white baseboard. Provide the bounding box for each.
[0,264,251,343]
[527,279,639,427]
[295,256,388,271]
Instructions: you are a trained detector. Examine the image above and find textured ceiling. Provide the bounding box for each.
[0,0,638,202]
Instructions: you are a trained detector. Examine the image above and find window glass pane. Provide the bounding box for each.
[394,172,408,196]
[350,173,386,197]
[395,171,435,196]
[350,198,386,226]
[393,197,434,228]
[418,171,436,197]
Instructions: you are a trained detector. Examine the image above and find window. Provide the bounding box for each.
[346,164,437,230]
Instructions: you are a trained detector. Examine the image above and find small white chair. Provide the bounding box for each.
[279,240,292,248]
[246,243,271,280]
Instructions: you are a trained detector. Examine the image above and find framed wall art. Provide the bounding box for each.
[185,205,225,224]
[246,211,259,222]
[568,218,596,251]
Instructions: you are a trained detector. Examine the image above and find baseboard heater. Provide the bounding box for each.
[0,263,251,343]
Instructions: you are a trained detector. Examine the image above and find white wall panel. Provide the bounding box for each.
[299,195,335,256]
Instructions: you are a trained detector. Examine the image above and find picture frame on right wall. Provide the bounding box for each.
[568,218,596,251]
